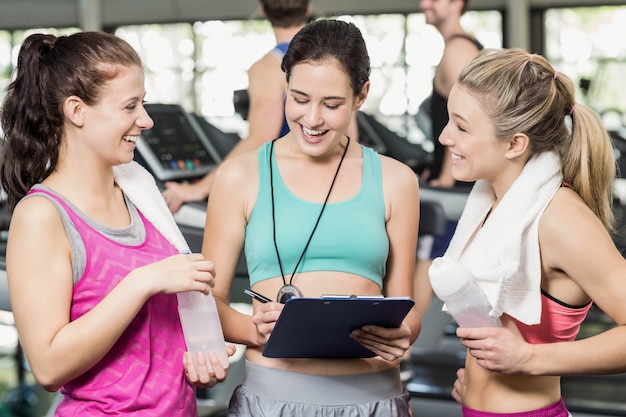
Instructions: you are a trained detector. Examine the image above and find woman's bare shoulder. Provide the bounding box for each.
[214,150,260,184]
[378,154,419,187]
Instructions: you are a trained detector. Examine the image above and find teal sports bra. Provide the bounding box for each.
[245,141,388,288]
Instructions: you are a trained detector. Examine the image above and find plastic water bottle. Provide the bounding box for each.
[429,256,501,328]
[177,288,229,373]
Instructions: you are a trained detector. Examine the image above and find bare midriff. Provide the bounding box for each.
[462,354,561,413]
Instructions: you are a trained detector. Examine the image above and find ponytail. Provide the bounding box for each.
[0,31,142,212]
[1,34,61,213]
[561,103,615,230]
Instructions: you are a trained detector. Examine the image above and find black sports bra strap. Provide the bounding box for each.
[448,33,484,51]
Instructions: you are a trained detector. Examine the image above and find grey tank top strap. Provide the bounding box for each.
[25,185,145,284]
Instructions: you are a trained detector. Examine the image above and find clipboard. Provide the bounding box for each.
[262,296,415,358]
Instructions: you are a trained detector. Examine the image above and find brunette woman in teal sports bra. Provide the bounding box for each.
[186,19,421,417]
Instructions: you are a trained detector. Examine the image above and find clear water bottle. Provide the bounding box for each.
[429,256,501,328]
[177,288,229,373]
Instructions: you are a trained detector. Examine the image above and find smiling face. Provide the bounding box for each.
[284,58,367,157]
[439,84,511,184]
[79,65,154,166]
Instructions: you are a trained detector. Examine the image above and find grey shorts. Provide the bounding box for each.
[227,361,411,416]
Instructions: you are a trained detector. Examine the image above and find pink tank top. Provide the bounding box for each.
[513,291,592,344]
[29,189,197,416]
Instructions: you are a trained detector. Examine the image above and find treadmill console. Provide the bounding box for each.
[136,103,222,182]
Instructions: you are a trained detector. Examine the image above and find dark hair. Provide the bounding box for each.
[461,0,470,14]
[260,0,310,28]
[281,19,370,97]
[0,31,143,212]
[457,48,615,230]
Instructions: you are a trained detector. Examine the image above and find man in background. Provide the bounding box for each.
[162,0,312,213]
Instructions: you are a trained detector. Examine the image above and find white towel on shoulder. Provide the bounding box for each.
[112,161,190,253]
[444,151,562,325]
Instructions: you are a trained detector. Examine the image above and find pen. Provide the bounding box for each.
[244,288,272,303]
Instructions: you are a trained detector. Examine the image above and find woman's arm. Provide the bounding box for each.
[350,157,421,359]
[381,157,421,341]
[457,189,626,375]
[8,197,215,391]
[203,154,282,347]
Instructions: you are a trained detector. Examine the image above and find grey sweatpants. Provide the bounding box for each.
[228,361,411,416]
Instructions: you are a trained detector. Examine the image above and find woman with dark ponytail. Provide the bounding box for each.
[1,32,233,416]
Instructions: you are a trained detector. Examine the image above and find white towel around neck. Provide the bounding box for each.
[112,161,190,253]
[443,151,562,325]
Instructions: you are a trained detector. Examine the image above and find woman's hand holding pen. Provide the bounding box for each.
[250,301,284,346]
[244,288,283,346]
[350,322,412,362]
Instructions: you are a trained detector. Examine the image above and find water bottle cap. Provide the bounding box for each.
[428,256,472,298]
